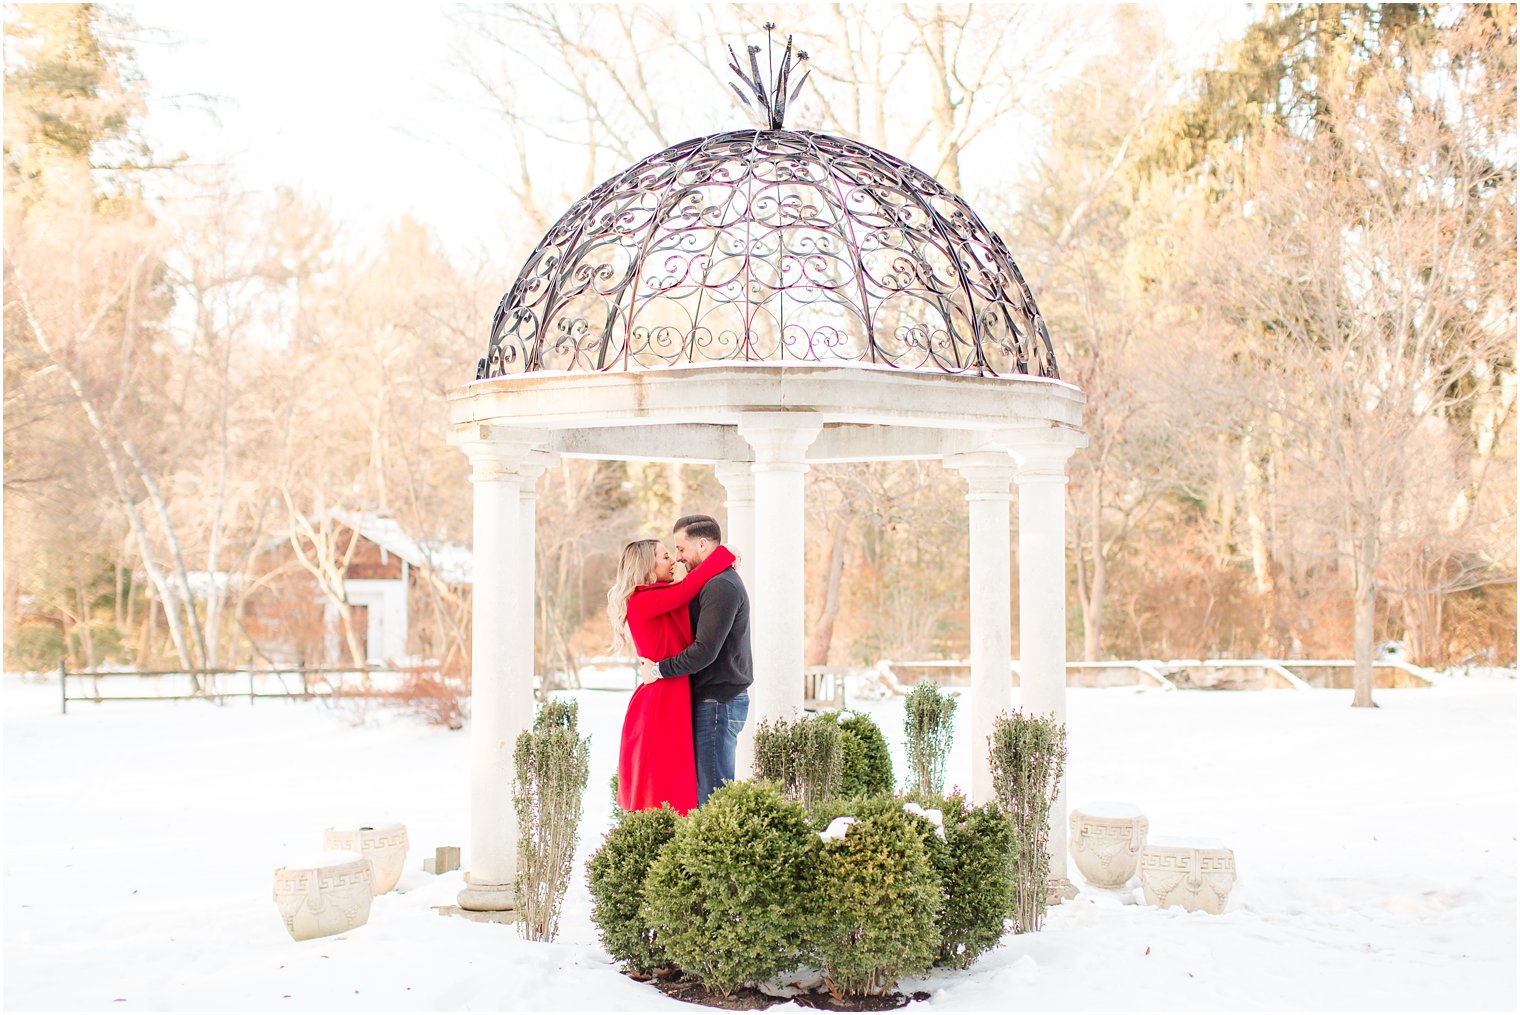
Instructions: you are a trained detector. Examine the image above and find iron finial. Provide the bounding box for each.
[726,25,810,129]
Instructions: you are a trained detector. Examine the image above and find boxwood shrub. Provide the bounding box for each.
[812,804,942,996]
[931,792,1017,968]
[586,806,679,974]
[832,711,894,798]
[640,781,821,996]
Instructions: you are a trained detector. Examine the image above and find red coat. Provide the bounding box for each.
[617,545,737,815]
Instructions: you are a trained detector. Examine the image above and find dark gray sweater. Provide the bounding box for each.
[657,566,752,702]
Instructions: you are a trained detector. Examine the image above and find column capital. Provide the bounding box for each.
[946,450,1018,499]
[1013,434,1081,483]
[517,451,558,490]
[713,460,757,492]
[738,413,822,472]
[453,426,548,482]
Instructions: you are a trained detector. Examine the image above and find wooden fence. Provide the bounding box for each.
[56,662,436,715]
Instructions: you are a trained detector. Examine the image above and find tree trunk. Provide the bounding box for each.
[806,518,849,667]
[336,600,367,669]
[12,278,201,678]
[1242,436,1274,594]
[1082,478,1105,662]
[1350,516,1379,709]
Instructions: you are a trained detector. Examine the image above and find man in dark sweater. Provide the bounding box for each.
[637,513,752,805]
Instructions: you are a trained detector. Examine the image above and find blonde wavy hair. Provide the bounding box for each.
[607,539,660,655]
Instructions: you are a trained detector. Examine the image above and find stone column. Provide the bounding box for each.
[1015,439,1078,901]
[455,432,539,913]
[517,454,554,705]
[713,460,756,575]
[737,414,822,759]
[947,451,1018,806]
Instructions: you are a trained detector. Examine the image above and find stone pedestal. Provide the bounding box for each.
[1069,802,1148,889]
[322,823,409,894]
[1139,836,1236,914]
[273,852,374,941]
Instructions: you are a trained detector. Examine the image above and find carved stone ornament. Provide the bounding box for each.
[322,823,409,895]
[272,852,374,941]
[1068,801,1148,889]
[1138,837,1237,914]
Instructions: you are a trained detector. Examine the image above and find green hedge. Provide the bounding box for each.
[640,781,821,996]
[752,713,842,809]
[833,711,894,798]
[932,793,1016,968]
[586,806,679,974]
[813,804,941,996]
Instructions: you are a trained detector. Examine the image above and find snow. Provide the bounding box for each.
[819,816,857,843]
[4,670,1516,1011]
[1147,836,1227,850]
[1076,800,1145,819]
[276,852,364,871]
[900,802,946,840]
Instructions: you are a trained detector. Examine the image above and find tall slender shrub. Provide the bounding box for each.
[904,683,957,795]
[586,806,679,974]
[832,711,894,798]
[752,712,843,809]
[987,710,1066,934]
[513,699,591,941]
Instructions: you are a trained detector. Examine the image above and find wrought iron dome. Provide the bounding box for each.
[476,33,1059,382]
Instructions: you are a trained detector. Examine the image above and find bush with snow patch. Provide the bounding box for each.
[811,802,942,996]
[640,781,822,997]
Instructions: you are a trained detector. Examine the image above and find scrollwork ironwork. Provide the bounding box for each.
[477,129,1059,381]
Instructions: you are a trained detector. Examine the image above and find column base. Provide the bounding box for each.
[456,875,518,912]
[1046,877,1080,905]
[435,905,521,924]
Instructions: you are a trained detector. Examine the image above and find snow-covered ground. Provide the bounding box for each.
[4,671,1515,1011]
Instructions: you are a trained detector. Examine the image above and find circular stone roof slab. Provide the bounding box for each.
[448,364,1084,463]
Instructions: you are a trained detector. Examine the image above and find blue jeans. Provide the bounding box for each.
[693,691,748,806]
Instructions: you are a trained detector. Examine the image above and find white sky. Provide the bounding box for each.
[129,2,1254,269]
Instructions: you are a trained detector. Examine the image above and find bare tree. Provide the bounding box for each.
[1193,42,1516,704]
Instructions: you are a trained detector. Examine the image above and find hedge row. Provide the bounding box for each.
[587,781,1018,998]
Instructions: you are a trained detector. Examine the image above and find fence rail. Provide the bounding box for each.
[56,662,439,715]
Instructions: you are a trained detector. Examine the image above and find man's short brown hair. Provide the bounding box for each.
[673,514,722,543]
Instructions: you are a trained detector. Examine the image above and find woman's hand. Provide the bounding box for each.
[671,560,689,582]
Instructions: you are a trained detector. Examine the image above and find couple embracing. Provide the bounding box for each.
[607,514,752,815]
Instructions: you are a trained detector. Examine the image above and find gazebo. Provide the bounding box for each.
[445,51,1085,915]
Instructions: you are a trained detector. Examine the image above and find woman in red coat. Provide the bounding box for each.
[607,538,737,815]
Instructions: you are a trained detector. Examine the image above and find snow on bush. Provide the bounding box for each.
[640,781,822,997]
[812,804,941,997]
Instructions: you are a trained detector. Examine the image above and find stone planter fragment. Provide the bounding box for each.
[1069,801,1148,889]
[323,822,409,894]
[1139,837,1236,914]
[273,851,374,941]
